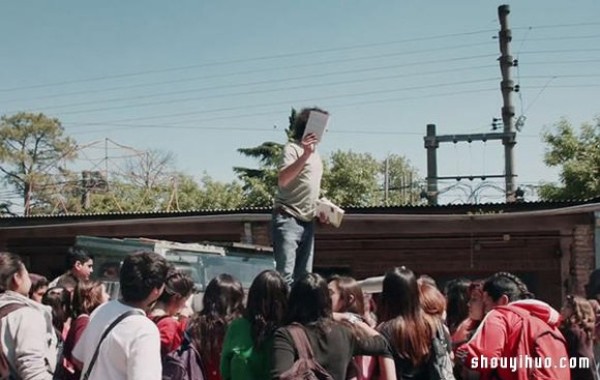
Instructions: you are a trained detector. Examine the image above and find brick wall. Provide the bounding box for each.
[570,224,595,296]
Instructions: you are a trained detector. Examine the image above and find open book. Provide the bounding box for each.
[316,198,344,228]
[302,110,330,142]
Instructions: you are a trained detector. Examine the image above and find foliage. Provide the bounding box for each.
[234,108,296,207]
[539,117,600,200]
[322,150,381,206]
[0,112,78,215]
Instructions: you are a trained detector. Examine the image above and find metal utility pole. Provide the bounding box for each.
[422,5,518,205]
[425,124,439,205]
[498,4,517,201]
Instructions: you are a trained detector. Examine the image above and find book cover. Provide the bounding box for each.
[302,110,329,142]
[316,198,344,228]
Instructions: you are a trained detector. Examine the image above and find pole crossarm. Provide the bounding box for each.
[428,174,514,181]
[424,132,515,146]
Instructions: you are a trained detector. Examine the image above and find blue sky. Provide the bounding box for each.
[1,0,599,205]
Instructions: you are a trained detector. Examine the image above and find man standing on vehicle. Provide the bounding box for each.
[272,107,327,286]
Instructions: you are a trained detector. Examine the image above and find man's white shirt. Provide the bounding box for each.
[72,300,161,380]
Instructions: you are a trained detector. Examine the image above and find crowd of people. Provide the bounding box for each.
[2,246,600,380]
[1,108,598,379]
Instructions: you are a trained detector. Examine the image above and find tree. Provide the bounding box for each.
[234,108,296,207]
[322,151,381,206]
[0,112,78,215]
[381,154,422,205]
[539,117,600,200]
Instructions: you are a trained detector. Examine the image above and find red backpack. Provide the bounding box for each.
[497,305,571,380]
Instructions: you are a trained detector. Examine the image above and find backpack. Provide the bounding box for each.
[0,303,27,380]
[162,338,206,380]
[497,304,571,380]
[279,324,334,380]
[427,321,456,380]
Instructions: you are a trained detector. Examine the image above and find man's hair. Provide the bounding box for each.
[65,247,93,270]
[291,107,328,141]
[119,251,170,302]
[483,272,534,303]
[0,252,24,293]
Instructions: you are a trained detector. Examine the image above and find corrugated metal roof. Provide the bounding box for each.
[1,196,599,222]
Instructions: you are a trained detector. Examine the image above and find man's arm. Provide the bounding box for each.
[278,134,318,189]
[456,311,507,378]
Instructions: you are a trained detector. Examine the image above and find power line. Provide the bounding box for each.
[60,78,499,125]
[0,29,497,93]
[40,72,500,117]
[13,61,497,113]
[66,88,498,136]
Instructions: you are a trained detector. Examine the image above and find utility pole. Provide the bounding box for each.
[498,4,517,201]
[425,124,439,205]
[384,156,390,202]
[422,4,518,205]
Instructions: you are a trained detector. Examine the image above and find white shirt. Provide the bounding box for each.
[72,300,161,380]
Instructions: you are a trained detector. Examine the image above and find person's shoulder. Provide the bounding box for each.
[229,317,251,330]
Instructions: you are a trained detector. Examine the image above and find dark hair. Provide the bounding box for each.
[189,274,244,361]
[291,107,328,141]
[72,280,105,317]
[56,272,79,291]
[586,269,600,299]
[157,269,195,304]
[0,252,25,293]
[444,278,471,334]
[42,286,71,335]
[119,251,170,303]
[380,267,434,367]
[286,273,333,334]
[245,270,288,348]
[483,272,533,303]
[66,247,93,270]
[28,273,49,298]
[328,275,365,315]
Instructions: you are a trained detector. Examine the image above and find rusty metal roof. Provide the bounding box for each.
[1,196,599,224]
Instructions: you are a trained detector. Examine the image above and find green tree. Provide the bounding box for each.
[381,154,422,205]
[0,112,78,215]
[322,150,381,206]
[539,117,600,200]
[234,108,296,207]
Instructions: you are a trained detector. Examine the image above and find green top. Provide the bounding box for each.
[220,317,273,380]
[273,141,323,222]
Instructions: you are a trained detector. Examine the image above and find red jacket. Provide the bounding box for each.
[457,300,571,380]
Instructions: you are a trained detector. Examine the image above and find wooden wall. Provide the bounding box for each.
[0,209,596,308]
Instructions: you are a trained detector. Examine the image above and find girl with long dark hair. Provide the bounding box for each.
[220,270,288,380]
[377,266,438,379]
[272,273,395,380]
[188,273,245,380]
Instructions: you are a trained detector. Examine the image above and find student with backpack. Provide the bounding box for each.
[0,252,58,380]
[456,272,571,380]
[271,273,395,380]
[185,274,245,380]
[72,251,170,380]
[220,270,288,380]
[149,269,195,357]
[377,267,454,380]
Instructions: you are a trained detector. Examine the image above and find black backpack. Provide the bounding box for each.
[162,338,206,380]
[279,324,334,380]
[427,321,456,380]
